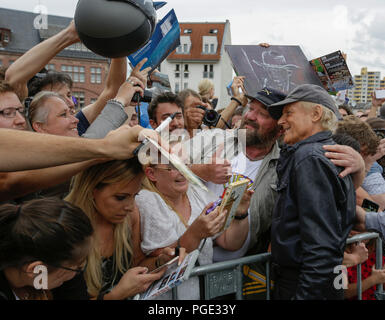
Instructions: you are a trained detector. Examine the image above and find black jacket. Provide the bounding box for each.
[271,131,356,300]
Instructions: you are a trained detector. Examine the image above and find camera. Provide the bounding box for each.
[132,89,153,103]
[196,105,221,127]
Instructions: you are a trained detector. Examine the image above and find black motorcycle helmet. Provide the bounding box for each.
[74,0,158,58]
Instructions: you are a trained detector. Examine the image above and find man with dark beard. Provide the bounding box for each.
[206,88,286,267]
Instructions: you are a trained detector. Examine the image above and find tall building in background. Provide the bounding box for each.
[0,8,109,108]
[347,67,384,108]
[160,21,233,110]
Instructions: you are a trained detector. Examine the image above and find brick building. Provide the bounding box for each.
[0,7,110,108]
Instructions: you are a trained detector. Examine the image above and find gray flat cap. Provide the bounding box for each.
[268,84,341,120]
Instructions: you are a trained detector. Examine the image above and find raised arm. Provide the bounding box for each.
[5,21,80,100]
[0,159,104,202]
[216,76,248,129]
[80,57,127,124]
[367,89,385,119]
[0,125,158,171]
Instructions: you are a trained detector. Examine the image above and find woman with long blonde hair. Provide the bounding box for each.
[66,158,177,300]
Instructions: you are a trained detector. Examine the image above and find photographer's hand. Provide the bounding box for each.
[114,77,144,107]
[185,106,205,136]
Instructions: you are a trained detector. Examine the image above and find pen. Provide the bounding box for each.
[133,112,178,156]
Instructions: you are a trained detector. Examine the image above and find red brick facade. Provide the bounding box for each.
[0,52,109,108]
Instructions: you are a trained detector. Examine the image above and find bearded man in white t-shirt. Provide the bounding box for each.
[206,87,287,263]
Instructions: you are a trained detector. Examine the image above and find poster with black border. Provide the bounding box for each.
[225,45,323,96]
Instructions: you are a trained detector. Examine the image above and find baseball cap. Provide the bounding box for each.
[246,87,287,107]
[267,84,342,120]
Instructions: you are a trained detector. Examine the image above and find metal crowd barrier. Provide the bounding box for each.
[171,232,384,300]
[346,232,384,300]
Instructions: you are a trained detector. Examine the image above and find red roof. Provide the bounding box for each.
[167,22,226,62]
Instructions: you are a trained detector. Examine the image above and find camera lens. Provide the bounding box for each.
[206,110,217,121]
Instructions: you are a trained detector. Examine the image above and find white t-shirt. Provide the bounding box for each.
[136,183,217,300]
[206,152,263,262]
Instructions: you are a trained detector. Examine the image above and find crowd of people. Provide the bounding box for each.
[1,18,385,301]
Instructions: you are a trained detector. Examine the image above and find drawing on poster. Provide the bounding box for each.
[225,45,323,95]
[250,49,301,93]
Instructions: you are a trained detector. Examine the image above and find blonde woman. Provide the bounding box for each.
[65,158,179,300]
[136,162,252,299]
[198,79,218,109]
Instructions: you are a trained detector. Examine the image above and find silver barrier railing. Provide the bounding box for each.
[346,232,383,300]
[171,232,383,300]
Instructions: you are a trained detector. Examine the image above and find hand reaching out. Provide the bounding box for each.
[129,58,152,87]
[371,90,385,108]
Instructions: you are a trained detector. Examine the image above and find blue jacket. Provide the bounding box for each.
[271,131,356,300]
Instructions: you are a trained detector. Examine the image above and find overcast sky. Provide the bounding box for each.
[1,0,385,78]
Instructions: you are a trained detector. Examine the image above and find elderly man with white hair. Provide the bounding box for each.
[267,84,357,300]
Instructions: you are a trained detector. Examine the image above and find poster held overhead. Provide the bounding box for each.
[310,50,354,93]
[225,45,323,95]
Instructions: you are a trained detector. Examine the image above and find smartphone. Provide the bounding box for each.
[375,90,385,99]
[362,198,379,212]
[150,256,179,274]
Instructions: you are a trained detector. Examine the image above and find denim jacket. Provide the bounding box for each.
[271,131,356,300]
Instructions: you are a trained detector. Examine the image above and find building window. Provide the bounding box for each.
[203,65,214,78]
[90,67,102,84]
[176,45,183,54]
[90,98,97,104]
[183,44,188,53]
[61,65,85,83]
[46,64,55,71]
[210,44,215,53]
[184,82,188,90]
[175,64,180,78]
[175,83,180,94]
[73,91,85,109]
[0,28,11,47]
[184,64,189,78]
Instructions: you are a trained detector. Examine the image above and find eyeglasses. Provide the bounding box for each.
[153,163,191,172]
[49,260,88,275]
[0,107,26,118]
[154,164,179,172]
